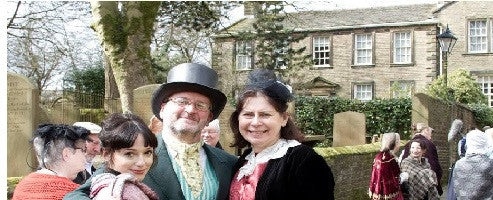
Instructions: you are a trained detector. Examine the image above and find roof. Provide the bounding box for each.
[216,4,438,38]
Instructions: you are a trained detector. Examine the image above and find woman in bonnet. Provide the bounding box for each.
[229,69,335,200]
[368,132,403,200]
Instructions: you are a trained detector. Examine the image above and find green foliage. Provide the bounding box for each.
[295,96,412,146]
[79,109,107,124]
[158,2,237,31]
[468,103,493,128]
[426,69,487,104]
[236,2,311,83]
[150,50,188,84]
[63,66,104,95]
[7,177,22,200]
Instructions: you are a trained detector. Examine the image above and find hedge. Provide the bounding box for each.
[294,96,412,146]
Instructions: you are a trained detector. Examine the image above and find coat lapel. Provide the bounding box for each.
[144,134,184,200]
[203,145,230,200]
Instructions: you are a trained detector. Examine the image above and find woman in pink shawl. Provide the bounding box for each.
[369,132,403,200]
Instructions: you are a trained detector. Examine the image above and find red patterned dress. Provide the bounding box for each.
[369,150,403,200]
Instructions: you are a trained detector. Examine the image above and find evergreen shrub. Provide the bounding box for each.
[295,96,412,146]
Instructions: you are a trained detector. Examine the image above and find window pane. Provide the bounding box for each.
[477,76,493,108]
[394,32,411,63]
[236,41,252,70]
[354,84,373,101]
[469,20,487,53]
[355,34,372,65]
[313,36,331,67]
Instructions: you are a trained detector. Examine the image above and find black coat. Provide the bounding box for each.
[232,144,335,200]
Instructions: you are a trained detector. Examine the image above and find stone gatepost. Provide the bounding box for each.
[333,111,366,147]
[133,84,160,123]
[7,72,38,177]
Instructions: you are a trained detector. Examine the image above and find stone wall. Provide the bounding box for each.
[212,24,438,100]
[315,143,385,200]
[411,93,477,183]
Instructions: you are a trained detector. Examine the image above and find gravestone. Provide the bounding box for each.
[133,84,160,123]
[333,111,366,147]
[7,72,38,177]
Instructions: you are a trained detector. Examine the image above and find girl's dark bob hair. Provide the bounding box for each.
[99,113,158,159]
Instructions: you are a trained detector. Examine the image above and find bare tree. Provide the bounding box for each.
[7,1,99,96]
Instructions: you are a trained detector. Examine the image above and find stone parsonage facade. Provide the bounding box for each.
[212,2,493,105]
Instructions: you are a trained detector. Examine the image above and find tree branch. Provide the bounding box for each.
[7,1,22,29]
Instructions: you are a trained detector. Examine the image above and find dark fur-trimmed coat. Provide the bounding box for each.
[232,145,335,200]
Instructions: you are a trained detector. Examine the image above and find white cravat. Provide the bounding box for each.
[236,139,300,181]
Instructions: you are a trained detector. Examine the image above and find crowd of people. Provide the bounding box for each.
[369,121,493,200]
[11,62,493,200]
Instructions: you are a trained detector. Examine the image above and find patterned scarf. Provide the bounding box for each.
[400,157,439,200]
[163,132,204,198]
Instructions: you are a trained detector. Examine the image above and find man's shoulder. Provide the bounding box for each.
[205,145,238,163]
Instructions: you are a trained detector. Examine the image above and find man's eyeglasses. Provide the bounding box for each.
[167,97,211,112]
[74,147,87,153]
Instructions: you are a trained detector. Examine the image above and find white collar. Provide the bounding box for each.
[236,139,300,181]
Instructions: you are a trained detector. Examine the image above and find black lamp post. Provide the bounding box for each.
[437,25,458,87]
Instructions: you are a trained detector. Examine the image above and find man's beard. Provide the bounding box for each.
[85,154,95,162]
[170,121,201,138]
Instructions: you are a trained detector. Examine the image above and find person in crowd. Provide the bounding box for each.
[400,139,439,200]
[88,113,159,199]
[229,69,335,200]
[13,124,89,200]
[445,119,466,200]
[369,132,403,200]
[486,128,493,158]
[65,63,238,200]
[73,122,102,184]
[400,123,442,196]
[452,129,493,199]
[201,119,222,149]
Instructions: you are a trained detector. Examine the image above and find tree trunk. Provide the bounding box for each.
[90,1,160,113]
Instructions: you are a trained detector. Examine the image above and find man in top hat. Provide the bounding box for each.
[65,63,237,200]
[72,121,102,184]
[401,123,443,196]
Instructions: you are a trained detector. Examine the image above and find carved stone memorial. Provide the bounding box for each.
[7,72,38,177]
[333,111,366,147]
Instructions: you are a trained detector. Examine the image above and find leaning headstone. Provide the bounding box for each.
[333,111,366,147]
[133,84,160,124]
[7,72,38,177]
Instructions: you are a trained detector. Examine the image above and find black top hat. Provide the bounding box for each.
[151,63,227,121]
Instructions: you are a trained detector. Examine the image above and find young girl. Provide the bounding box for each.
[89,113,159,199]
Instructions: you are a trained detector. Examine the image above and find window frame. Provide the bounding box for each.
[353,33,375,66]
[235,40,253,71]
[312,35,332,68]
[390,80,415,98]
[467,19,489,53]
[477,75,493,107]
[351,82,374,101]
[274,45,289,70]
[391,31,414,65]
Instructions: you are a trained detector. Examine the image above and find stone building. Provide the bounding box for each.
[434,1,493,107]
[212,2,493,106]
